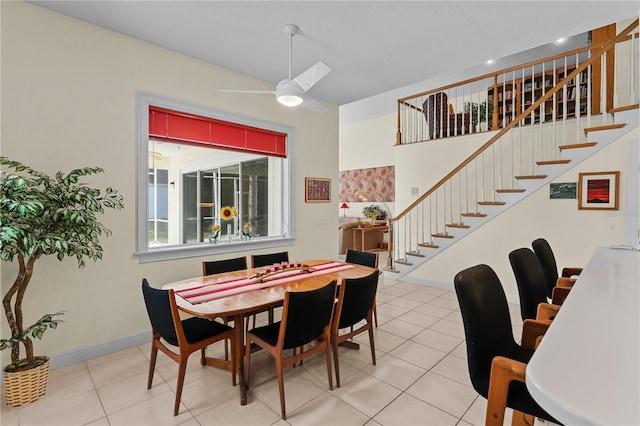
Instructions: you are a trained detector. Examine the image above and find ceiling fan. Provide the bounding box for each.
[220,24,331,112]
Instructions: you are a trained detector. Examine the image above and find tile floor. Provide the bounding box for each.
[1,275,529,426]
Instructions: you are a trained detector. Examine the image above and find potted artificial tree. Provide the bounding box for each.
[0,157,123,406]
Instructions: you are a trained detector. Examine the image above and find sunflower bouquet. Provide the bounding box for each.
[241,223,252,240]
[220,206,238,221]
[209,224,221,243]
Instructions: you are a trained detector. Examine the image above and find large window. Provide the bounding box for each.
[137,93,295,262]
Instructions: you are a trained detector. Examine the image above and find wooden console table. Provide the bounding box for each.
[352,226,388,252]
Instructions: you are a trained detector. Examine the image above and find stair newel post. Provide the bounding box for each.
[630,31,636,105]
[401,214,406,258]
[435,187,440,236]
[444,185,449,235]
[474,158,480,213]
[491,75,499,130]
[396,100,402,145]
[386,217,393,270]
[428,196,433,245]
[458,172,463,226]
[418,202,422,246]
[408,210,413,254]
[491,144,496,203]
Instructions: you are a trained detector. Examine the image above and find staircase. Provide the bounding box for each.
[386,106,638,279]
[387,20,638,279]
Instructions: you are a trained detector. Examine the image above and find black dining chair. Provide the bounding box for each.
[345,249,380,326]
[250,251,289,325]
[250,251,289,268]
[244,280,337,420]
[141,279,236,416]
[331,270,379,387]
[202,256,248,359]
[508,248,561,322]
[454,265,557,426]
[345,249,378,269]
[202,256,247,276]
[532,238,581,303]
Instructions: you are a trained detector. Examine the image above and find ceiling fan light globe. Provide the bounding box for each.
[277,94,303,107]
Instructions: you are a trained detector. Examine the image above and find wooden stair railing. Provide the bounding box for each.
[385,19,638,271]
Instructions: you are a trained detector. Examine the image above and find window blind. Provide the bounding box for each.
[149,106,287,158]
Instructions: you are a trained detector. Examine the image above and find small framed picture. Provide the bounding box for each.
[578,171,619,210]
[549,182,577,199]
[305,177,331,203]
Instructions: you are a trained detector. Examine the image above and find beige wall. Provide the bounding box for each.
[0,2,339,363]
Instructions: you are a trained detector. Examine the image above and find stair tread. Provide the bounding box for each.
[514,175,547,180]
[406,251,426,258]
[559,142,597,150]
[418,243,440,248]
[390,103,636,279]
[496,189,525,193]
[584,123,625,133]
[610,104,639,113]
[536,159,571,165]
[383,267,400,273]
[478,201,506,206]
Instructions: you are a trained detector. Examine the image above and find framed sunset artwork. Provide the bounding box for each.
[578,171,619,210]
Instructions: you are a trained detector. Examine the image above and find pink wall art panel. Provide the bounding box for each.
[339,166,395,202]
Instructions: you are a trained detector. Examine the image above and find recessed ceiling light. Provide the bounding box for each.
[486,59,494,65]
[556,38,566,43]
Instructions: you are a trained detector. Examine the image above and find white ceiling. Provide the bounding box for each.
[29,1,639,106]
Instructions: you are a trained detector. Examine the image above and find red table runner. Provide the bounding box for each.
[176,261,354,305]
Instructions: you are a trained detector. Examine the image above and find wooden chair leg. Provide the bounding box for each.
[485,357,527,426]
[368,325,376,365]
[147,343,158,389]
[276,358,286,420]
[244,337,252,389]
[486,358,515,426]
[332,339,341,388]
[174,361,188,416]
[223,317,230,361]
[373,300,378,327]
[324,344,334,391]
[511,410,535,426]
[229,338,236,387]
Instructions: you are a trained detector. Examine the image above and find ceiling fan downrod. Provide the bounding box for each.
[283,24,299,80]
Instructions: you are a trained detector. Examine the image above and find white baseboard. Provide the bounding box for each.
[1,332,150,387]
[394,275,454,291]
[50,332,151,370]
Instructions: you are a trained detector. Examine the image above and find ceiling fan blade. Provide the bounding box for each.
[218,89,275,95]
[301,95,327,113]
[293,61,331,92]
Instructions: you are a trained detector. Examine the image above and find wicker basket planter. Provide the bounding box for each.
[3,356,50,407]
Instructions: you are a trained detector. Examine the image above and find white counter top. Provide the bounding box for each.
[526,246,640,425]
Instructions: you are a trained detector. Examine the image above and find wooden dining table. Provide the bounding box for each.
[162,259,377,405]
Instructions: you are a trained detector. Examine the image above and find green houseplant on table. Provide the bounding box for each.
[362,204,386,223]
[0,157,123,406]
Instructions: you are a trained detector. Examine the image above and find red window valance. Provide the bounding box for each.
[148,106,287,158]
